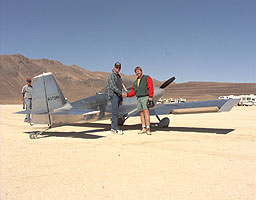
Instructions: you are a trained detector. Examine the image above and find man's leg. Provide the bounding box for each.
[144,109,150,127]
[138,111,147,134]
[144,109,151,135]
[111,94,120,130]
[137,97,146,134]
[27,99,32,121]
[140,111,146,127]
[24,99,31,122]
[139,96,151,135]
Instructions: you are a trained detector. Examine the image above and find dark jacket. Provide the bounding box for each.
[107,71,123,100]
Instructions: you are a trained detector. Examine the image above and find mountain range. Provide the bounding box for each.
[0,54,255,104]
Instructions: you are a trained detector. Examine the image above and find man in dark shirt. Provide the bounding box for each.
[108,62,124,134]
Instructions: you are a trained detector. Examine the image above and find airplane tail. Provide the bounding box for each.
[31,72,67,126]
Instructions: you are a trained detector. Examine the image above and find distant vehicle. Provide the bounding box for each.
[178,98,186,103]
[17,73,239,139]
[242,102,254,106]
[240,94,256,106]
[218,95,240,100]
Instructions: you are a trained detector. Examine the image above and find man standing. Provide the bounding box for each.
[108,62,124,134]
[22,78,33,122]
[122,66,154,135]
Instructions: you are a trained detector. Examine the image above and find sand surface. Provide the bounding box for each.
[1,105,256,200]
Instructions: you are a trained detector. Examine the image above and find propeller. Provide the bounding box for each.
[160,76,176,89]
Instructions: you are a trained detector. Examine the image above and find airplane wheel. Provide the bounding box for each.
[118,118,125,126]
[158,117,170,128]
[29,133,37,139]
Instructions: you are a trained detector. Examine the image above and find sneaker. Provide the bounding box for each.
[111,129,124,135]
[114,130,124,135]
[138,128,147,134]
[146,128,152,135]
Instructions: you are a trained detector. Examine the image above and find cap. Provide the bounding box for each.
[27,78,32,82]
[114,62,121,68]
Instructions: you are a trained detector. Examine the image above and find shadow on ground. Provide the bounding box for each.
[88,122,234,134]
[24,130,106,139]
[24,122,234,139]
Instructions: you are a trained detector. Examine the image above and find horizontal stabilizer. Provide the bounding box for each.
[50,108,100,115]
[15,110,48,115]
[16,108,100,116]
[15,110,31,114]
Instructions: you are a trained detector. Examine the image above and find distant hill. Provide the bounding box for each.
[0,54,255,104]
[0,54,160,104]
[164,81,256,101]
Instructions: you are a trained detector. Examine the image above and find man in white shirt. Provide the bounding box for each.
[21,78,33,122]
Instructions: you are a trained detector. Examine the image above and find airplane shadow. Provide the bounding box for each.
[23,123,234,139]
[24,130,106,139]
[70,122,235,135]
[156,126,234,134]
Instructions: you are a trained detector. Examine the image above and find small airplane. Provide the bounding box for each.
[17,72,239,139]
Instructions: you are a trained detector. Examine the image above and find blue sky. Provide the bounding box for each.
[1,0,255,83]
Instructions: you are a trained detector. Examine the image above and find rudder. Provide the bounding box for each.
[31,72,66,126]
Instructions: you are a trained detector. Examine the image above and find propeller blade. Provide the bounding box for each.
[160,77,176,89]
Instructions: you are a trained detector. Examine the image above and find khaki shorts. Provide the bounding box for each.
[137,96,149,111]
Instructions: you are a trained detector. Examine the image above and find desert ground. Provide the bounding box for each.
[0,105,256,200]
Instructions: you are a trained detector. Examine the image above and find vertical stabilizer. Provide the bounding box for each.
[42,72,66,111]
[31,72,66,125]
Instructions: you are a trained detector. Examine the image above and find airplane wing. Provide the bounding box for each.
[128,99,239,116]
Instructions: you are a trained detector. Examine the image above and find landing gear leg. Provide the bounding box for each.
[118,116,129,126]
[29,127,50,139]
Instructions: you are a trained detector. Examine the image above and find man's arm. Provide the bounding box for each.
[108,74,122,95]
[21,87,25,108]
[127,85,135,97]
[147,77,154,101]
